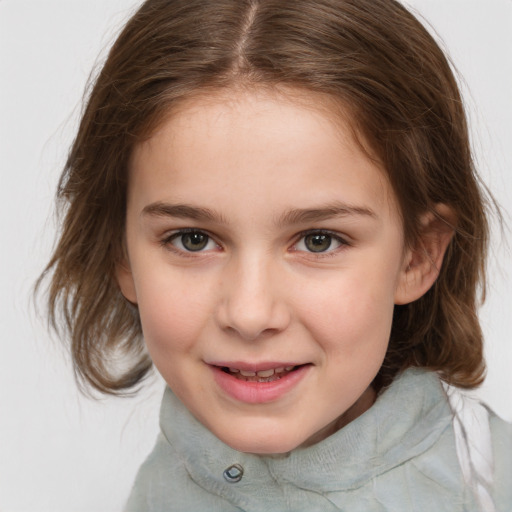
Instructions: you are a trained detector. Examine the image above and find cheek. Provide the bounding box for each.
[134,269,212,355]
[296,266,398,357]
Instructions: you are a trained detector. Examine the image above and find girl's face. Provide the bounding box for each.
[119,88,414,454]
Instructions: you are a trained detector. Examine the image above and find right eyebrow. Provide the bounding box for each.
[141,202,228,224]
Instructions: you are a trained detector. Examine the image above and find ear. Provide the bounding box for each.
[116,258,138,304]
[394,204,456,305]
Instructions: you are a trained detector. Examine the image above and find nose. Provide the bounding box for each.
[215,253,291,341]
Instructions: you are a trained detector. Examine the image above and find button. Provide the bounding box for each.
[223,463,244,483]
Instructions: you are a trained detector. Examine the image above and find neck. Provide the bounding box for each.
[299,385,377,449]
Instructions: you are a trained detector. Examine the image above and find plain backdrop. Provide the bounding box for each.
[0,1,511,511]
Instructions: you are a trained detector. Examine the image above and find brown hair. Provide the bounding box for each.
[41,0,490,394]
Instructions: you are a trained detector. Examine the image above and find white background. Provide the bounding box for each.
[0,1,511,511]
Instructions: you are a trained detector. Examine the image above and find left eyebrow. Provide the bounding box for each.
[276,202,376,227]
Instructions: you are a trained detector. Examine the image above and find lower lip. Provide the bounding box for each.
[211,365,310,404]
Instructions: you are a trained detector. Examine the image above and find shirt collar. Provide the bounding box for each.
[158,369,452,504]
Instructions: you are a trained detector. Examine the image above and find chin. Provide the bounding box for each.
[216,427,305,455]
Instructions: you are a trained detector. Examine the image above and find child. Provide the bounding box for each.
[43,0,511,510]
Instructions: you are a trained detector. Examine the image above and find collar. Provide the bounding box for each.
[158,369,452,507]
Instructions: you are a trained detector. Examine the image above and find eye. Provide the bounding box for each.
[165,230,218,252]
[293,231,346,253]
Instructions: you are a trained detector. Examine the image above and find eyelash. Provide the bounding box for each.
[160,228,350,257]
[160,228,220,256]
[292,229,350,257]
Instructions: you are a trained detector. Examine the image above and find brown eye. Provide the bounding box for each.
[304,233,332,252]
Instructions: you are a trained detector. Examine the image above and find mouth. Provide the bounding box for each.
[220,365,300,383]
[211,363,311,403]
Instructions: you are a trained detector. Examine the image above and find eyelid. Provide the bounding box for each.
[291,229,351,255]
[159,227,350,257]
[160,228,221,254]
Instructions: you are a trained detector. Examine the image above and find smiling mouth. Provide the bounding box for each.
[220,365,300,383]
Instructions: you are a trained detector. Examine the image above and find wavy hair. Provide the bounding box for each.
[41,0,490,394]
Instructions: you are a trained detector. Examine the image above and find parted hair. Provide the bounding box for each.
[42,0,490,394]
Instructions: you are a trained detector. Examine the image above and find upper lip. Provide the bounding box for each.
[207,361,306,372]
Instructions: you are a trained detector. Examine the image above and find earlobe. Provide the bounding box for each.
[394,204,456,305]
[116,260,138,304]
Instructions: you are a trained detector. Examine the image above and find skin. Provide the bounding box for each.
[117,88,452,454]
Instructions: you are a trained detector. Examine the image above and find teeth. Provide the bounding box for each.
[256,369,275,378]
[226,366,298,378]
[237,368,294,377]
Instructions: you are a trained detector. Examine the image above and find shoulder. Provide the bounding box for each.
[488,410,512,508]
[443,382,512,510]
[124,433,182,511]
[489,408,512,456]
[124,433,240,512]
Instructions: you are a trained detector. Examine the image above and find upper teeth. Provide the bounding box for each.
[230,366,295,377]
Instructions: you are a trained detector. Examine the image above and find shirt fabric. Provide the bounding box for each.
[125,369,512,511]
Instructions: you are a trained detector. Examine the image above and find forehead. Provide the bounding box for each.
[128,87,398,222]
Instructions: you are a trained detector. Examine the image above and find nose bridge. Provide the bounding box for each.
[218,249,289,340]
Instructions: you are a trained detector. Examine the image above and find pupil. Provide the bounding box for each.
[182,232,208,251]
[305,234,331,252]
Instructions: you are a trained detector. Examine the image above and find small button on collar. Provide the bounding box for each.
[223,463,244,483]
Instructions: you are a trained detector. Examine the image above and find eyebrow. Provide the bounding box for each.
[141,201,376,226]
[275,202,376,227]
[142,202,227,223]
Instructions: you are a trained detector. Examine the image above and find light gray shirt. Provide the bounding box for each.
[125,369,512,511]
